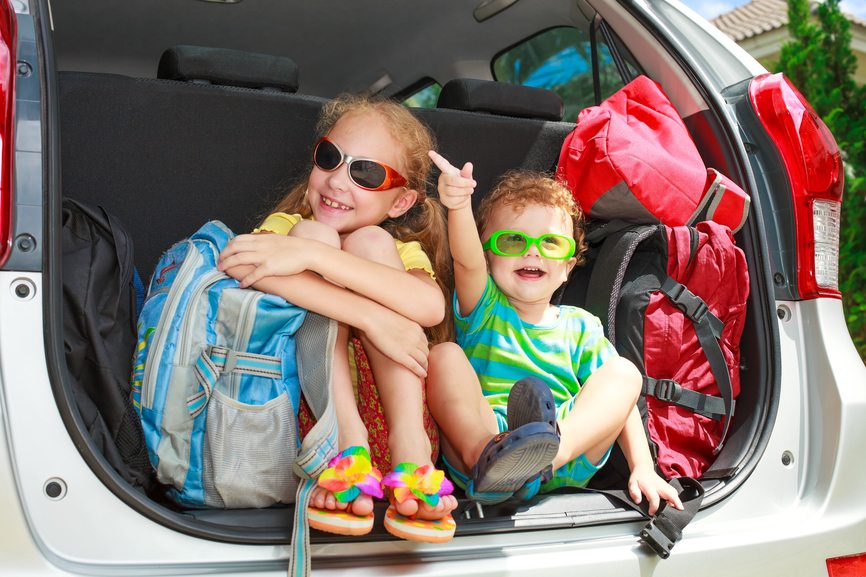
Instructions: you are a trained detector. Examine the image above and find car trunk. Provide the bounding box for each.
[40,0,778,555]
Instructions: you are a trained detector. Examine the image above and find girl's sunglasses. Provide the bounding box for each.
[313,137,408,191]
[482,230,576,260]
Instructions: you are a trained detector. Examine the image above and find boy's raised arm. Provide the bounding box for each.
[429,150,488,316]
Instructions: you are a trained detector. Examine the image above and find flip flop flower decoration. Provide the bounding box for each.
[317,446,384,502]
[382,463,455,507]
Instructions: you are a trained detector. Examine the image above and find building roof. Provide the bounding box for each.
[711,0,866,41]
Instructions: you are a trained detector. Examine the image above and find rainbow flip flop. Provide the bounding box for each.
[383,505,457,543]
[381,462,456,543]
[307,508,376,536]
[307,446,383,536]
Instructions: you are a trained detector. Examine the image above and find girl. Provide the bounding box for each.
[218,95,458,542]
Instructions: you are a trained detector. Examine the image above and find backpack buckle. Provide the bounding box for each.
[640,518,675,559]
[653,379,682,404]
[686,298,709,323]
[222,349,239,374]
[661,278,709,323]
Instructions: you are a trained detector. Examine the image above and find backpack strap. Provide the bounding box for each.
[189,346,284,417]
[642,377,727,420]
[289,312,340,577]
[585,224,658,345]
[658,277,735,454]
[590,476,705,558]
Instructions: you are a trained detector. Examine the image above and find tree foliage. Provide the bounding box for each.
[776,0,866,359]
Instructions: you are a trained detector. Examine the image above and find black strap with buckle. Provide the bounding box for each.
[593,477,705,559]
[643,377,730,420]
[659,277,735,454]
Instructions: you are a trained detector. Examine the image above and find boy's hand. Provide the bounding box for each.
[627,464,684,516]
[429,150,476,211]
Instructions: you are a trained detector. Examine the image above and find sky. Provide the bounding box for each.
[680,0,866,21]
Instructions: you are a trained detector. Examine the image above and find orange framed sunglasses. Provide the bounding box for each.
[313,137,408,191]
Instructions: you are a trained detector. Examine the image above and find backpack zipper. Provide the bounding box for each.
[141,242,201,409]
[175,268,229,397]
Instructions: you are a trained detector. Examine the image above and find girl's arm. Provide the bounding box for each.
[429,151,488,316]
[220,234,445,327]
[617,406,684,515]
[222,263,432,377]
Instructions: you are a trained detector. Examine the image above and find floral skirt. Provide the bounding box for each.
[298,337,439,474]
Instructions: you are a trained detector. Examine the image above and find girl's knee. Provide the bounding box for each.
[289,219,340,247]
[341,226,400,264]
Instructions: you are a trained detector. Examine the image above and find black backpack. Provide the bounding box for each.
[61,198,154,492]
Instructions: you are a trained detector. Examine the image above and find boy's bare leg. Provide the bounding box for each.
[553,356,642,469]
[426,342,500,475]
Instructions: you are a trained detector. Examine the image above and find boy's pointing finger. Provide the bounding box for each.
[428,150,459,175]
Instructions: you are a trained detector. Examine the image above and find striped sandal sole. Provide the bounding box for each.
[383,505,456,543]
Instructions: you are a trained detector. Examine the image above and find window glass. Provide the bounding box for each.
[402,82,442,109]
[492,26,630,122]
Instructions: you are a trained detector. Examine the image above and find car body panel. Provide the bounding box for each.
[1,0,865,575]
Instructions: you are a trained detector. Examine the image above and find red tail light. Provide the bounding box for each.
[827,552,866,577]
[0,1,15,268]
[749,72,843,299]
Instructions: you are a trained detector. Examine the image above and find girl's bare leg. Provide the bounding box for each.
[290,221,374,516]
[344,227,458,520]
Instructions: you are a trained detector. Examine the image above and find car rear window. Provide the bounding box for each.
[492,25,640,121]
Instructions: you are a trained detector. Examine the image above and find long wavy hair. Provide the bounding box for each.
[269,94,453,344]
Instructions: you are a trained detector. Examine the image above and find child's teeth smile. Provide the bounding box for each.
[322,196,351,210]
[516,267,545,279]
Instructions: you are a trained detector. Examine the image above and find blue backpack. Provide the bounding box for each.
[131,220,365,576]
[131,221,324,509]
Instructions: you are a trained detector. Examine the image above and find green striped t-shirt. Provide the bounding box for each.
[455,276,616,419]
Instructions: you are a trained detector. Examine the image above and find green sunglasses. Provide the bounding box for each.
[482,230,576,260]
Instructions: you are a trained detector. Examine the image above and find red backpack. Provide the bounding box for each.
[557,76,750,479]
[556,75,750,234]
[563,221,748,478]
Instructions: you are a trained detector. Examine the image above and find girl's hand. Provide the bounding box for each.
[627,464,684,516]
[429,150,476,211]
[360,307,430,378]
[218,234,312,287]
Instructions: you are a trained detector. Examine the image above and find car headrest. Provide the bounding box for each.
[157,45,300,93]
[436,78,563,121]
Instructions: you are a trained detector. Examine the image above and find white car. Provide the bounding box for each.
[1,0,865,576]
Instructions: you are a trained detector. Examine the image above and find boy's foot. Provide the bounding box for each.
[507,376,558,431]
[469,421,560,504]
[506,376,560,501]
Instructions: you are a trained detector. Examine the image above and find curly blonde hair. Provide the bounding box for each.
[476,170,587,266]
[269,94,453,343]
